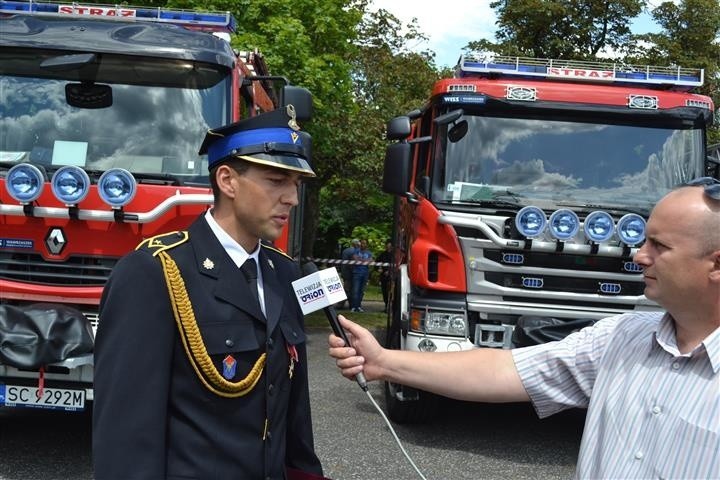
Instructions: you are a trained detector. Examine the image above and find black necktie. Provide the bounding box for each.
[240,258,263,315]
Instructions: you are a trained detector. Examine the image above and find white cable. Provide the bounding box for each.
[363,389,428,480]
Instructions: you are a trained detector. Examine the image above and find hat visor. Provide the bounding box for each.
[238,153,316,177]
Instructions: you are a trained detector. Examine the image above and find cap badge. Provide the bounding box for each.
[203,258,215,270]
[286,104,300,131]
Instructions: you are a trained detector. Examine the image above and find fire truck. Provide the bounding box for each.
[382,53,717,423]
[0,1,310,412]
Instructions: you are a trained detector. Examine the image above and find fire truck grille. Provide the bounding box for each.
[0,252,118,286]
[484,272,644,296]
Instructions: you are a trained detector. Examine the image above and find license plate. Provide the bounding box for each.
[0,384,85,411]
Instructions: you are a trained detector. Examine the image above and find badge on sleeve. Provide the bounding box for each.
[222,355,237,379]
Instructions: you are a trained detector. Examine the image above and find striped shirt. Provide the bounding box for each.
[513,312,720,479]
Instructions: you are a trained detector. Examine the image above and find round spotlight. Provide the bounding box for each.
[583,211,615,243]
[515,206,547,238]
[5,163,45,204]
[617,214,646,246]
[549,209,580,241]
[51,166,91,206]
[98,168,136,208]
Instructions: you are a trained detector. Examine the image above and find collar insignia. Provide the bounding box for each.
[268,259,274,270]
[203,258,215,270]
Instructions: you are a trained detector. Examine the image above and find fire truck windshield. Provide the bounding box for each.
[0,50,231,186]
[435,113,705,213]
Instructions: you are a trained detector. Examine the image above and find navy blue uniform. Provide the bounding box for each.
[93,215,322,479]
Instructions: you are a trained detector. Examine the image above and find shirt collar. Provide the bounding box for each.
[654,312,720,373]
[204,210,260,268]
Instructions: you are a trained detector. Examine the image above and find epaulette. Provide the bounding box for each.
[261,242,293,261]
[136,231,189,257]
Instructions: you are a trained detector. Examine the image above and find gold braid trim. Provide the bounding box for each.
[158,250,265,398]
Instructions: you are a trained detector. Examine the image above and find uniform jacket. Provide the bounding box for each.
[93,215,323,480]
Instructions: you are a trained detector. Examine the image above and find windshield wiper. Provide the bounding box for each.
[556,202,650,217]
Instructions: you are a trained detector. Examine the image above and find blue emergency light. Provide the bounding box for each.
[0,0,237,32]
[456,52,704,89]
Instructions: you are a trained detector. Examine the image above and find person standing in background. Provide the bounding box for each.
[339,238,359,309]
[376,240,393,313]
[350,239,373,312]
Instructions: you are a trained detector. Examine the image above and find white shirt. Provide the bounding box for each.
[204,210,266,316]
[513,312,720,479]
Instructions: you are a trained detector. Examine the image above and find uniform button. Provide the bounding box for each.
[652,406,661,415]
[672,362,680,370]
[266,431,272,440]
[267,338,274,348]
[635,451,644,460]
[268,384,274,395]
[225,339,234,347]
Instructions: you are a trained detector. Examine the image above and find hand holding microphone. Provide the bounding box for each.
[292,262,368,390]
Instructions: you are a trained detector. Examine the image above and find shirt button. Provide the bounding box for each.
[225,339,234,347]
[672,362,680,370]
[652,406,661,415]
[635,451,644,460]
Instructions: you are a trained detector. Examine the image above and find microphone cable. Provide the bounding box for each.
[362,387,428,480]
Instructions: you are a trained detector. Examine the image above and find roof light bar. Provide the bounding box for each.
[0,0,237,32]
[456,52,703,89]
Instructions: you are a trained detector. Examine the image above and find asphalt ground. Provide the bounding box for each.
[0,328,584,480]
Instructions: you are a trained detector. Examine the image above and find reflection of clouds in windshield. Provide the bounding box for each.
[614,130,696,193]
[1,77,211,172]
[495,159,581,188]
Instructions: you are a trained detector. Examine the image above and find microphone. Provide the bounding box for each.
[292,262,368,391]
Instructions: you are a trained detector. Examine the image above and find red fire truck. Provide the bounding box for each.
[0,1,309,412]
[382,53,716,423]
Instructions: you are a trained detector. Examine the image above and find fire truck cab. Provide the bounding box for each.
[382,53,716,423]
[0,0,310,413]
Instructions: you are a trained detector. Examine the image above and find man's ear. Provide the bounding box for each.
[709,249,720,283]
[215,165,236,198]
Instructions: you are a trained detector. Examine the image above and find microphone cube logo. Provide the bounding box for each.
[292,267,347,315]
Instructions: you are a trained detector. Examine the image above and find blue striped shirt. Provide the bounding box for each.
[513,312,720,479]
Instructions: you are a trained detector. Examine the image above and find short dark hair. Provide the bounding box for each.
[209,158,251,201]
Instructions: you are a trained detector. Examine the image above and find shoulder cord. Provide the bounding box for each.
[157,250,266,398]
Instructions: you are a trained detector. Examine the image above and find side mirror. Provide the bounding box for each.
[382,143,412,195]
[448,120,468,143]
[387,116,411,140]
[281,85,312,122]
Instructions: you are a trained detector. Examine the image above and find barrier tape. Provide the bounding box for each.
[303,257,392,268]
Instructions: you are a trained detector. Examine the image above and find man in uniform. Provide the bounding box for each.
[93,106,324,479]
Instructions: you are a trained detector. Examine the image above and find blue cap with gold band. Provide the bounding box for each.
[198,106,315,177]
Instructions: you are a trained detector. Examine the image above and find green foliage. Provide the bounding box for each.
[469,0,644,59]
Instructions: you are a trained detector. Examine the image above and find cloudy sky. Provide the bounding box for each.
[370,0,661,68]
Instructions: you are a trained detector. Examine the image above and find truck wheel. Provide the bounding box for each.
[383,326,438,424]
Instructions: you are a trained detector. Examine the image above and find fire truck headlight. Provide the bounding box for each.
[422,311,467,337]
[515,206,547,238]
[583,211,615,243]
[51,166,91,206]
[98,168,136,208]
[6,163,45,204]
[549,209,580,241]
[616,213,646,246]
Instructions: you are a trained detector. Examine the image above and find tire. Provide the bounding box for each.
[383,325,438,424]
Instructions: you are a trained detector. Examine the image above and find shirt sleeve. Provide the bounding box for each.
[512,315,622,418]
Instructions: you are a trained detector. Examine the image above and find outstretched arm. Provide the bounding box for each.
[328,316,529,403]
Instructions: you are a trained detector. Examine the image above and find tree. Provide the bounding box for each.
[311,9,443,257]
[466,0,644,59]
[630,0,720,143]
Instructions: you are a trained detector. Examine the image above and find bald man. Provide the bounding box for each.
[329,182,720,479]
